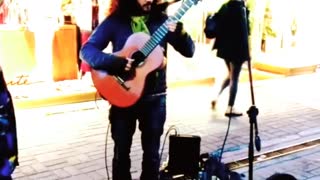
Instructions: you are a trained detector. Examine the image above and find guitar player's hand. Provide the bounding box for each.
[120,57,136,80]
[106,55,127,75]
[166,20,184,34]
[124,58,134,71]
[107,56,134,76]
[166,20,177,32]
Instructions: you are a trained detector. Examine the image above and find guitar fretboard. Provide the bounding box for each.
[140,0,198,57]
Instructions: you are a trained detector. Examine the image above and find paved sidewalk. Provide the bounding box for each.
[11,72,320,180]
[8,43,282,109]
[236,145,320,180]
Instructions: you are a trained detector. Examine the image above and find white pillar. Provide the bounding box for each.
[27,0,62,82]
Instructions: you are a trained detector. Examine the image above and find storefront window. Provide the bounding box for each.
[0,0,80,85]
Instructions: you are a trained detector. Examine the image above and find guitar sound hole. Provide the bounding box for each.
[131,51,146,68]
[115,51,145,82]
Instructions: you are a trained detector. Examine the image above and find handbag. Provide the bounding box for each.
[204,14,218,39]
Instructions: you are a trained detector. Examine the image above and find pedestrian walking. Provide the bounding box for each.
[207,0,250,117]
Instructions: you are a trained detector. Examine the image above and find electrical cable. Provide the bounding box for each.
[159,125,179,166]
[94,91,100,109]
[204,110,233,180]
[218,109,232,163]
[95,89,111,179]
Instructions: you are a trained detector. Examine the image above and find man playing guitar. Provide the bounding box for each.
[80,0,196,179]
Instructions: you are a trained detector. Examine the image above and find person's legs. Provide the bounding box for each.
[211,60,231,109]
[228,62,242,106]
[109,106,137,180]
[138,96,166,180]
[225,61,243,117]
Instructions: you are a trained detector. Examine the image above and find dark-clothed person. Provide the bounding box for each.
[0,67,19,180]
[211,0,250,117]
[80,0,195,179]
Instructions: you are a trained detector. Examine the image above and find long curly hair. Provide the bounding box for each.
[107,0,161,17]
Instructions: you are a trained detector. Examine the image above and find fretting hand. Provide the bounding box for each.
[166,20,184,35]
[166,20,178,32]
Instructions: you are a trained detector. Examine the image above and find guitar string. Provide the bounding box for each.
[140,0,195,57]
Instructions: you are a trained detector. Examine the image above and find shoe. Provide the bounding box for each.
[211,101,216,109]
[225,107,243,117]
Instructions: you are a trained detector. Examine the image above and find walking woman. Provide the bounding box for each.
[210,0,250,117]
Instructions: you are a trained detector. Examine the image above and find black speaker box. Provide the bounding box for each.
[167,134,201,178]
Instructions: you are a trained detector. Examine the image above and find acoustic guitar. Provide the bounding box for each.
[91,0,200,107]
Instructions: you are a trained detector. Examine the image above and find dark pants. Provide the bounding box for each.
[219,59,244,106]
[109,95,166,180]
[0,175,12,180]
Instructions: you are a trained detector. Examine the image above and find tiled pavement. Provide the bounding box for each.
[236,145,320,180]
[11,71,320,180]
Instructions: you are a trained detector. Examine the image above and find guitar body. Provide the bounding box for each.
[90,0,199,107]
[91,32,164,107]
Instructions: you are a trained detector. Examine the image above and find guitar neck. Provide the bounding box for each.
[140,0,198,57]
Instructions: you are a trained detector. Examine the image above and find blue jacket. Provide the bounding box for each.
[80,13,195,96]
[0,69,19,177]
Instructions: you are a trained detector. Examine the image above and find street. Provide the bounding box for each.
[11,72,320,180]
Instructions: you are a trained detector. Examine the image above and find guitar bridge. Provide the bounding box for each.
[114,76,130,91]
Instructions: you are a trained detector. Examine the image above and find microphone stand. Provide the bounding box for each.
[246,58,261,180]
[242,5,261,179]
